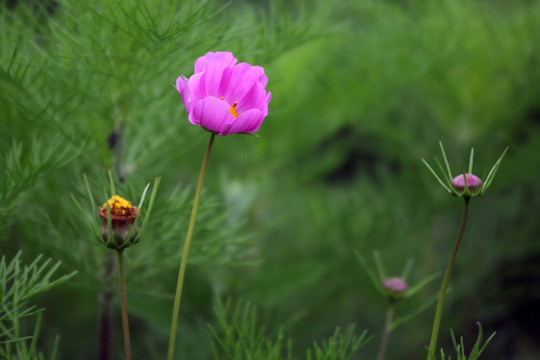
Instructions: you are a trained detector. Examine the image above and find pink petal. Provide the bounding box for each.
[176,76,192,114]
[188,73,205,102]
[218,66,234,98]
[194,51,237,73]
[258,72,268,87]
[236,82,267,113]
[218,65,267,99]
[225,109,265,135]
[201,65,226,98]
[221,63,266,104]
[261,92,272,117]
[190,97,233,133]
[188,109,201,126]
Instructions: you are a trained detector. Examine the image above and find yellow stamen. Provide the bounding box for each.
[220,97,240,118]
[103,195,132,215]
[229,102,239,118]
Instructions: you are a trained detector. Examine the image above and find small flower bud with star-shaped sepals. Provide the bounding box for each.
[99,195,139,250]
[422,142,508,199]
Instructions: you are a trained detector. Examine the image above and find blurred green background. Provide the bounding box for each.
[1,0,540,359]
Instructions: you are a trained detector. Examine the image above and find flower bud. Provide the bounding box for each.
[382,277,408,299]
[99,195,139,250]
[451,173,482,196]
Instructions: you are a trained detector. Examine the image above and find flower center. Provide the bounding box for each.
[103,195,132,216]
[221,97,240,118]
[229,102,239,118]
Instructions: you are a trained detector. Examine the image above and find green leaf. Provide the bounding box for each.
[422,157,451,193]
[468,148,474,174]
[355,251,382,293]
[439,141,453,180]
[482,147,508,194]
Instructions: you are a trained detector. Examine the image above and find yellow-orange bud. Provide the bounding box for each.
[99,195,139,250]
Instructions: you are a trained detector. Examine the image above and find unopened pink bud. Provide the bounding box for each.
[451,173,482,193]
[382,277,408,295]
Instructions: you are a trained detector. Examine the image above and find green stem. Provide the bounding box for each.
[376,301,395,360]
[167,133,216,360]
[97,252,115,360]
[116,251,132,360]
[427,197,470,360]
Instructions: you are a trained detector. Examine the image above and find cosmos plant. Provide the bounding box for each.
[168,51,271,360]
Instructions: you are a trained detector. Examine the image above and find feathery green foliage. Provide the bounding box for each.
[306,326,371,360]
[210,298,371,360]
[0,253,75,359]
[434,324,496,360]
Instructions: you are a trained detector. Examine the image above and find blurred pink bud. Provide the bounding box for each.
[382,277,408,295]
[176,51,271,136]
[451,173,482,193]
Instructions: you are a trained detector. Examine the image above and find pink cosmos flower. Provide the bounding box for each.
[176,51,271,136]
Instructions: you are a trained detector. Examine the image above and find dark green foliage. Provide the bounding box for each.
[210,298,292,360]
[210,298,371,360]
[306,326,371,360]
[434,323,496,360]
